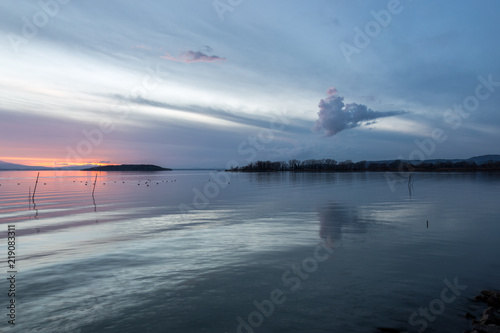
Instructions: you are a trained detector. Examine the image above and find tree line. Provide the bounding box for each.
[227,159,500,172]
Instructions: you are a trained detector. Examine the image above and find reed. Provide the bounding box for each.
[32,172,40,202]
[92,174,98,197]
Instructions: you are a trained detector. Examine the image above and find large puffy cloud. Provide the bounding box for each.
[314,87,406,136]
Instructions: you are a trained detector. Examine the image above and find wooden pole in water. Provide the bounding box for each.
[29,186,31,209]
[92,174,98,197]
[32,172,40,202]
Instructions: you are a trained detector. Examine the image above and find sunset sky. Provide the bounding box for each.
[1,0,500,168]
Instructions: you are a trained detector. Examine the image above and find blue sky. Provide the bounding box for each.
[1,0,499,168]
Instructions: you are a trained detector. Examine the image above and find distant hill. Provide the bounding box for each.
[81,164,172,172]
[466,155,500,164]
[0,161,51,171]
[370,154,500,165]
[0,161,102,171]
[0,161,172,171]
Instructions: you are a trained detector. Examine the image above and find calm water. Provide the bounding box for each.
[0,170,499,332]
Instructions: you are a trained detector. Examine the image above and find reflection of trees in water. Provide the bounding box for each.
[318,203,367,247]
[250,172,369,187]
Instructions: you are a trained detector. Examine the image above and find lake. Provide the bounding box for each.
[1,170,499,332]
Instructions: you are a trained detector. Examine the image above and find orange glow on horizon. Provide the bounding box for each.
[0,157,117,168]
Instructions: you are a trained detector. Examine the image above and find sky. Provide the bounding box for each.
[1,0,500,168]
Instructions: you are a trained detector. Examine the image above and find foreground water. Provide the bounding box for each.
[0,170,499,332]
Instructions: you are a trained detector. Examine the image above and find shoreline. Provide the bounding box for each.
[226,158,500,173]
[464,290,500,333]
[226,169,500,173]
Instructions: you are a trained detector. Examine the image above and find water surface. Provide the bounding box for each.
[1,170,499,332]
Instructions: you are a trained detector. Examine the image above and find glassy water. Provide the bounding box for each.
[0,170,499,332]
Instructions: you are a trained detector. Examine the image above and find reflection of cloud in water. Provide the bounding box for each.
[318,203,367,246]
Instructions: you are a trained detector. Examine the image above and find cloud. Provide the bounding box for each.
[131,45,151,50]
[115,95,310,134]
[161,50,225,63]
[314,87,406,136]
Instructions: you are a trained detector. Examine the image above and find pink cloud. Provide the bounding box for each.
[161,50,225,63]
[327,87,338,96]
[159,52,179,62]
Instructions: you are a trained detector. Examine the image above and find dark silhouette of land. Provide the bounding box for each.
[227,155,500,173]
[81,164,172,172]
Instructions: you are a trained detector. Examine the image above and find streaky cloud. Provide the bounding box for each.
[113,95,310,134]
[161,50,225,63]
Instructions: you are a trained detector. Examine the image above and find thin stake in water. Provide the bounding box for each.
[32,172,40,203]
[92,174,98,212]
[92,174,98,197]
